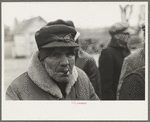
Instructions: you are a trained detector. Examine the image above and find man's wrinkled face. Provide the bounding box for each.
[114,33,130,43]
[43,47,75,82]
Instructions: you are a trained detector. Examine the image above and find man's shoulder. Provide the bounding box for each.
[75,67,91,90]
[125,48,143,61]
[13,72,29,81]
[76,66,87,75]
[9,72,31,88]
[82,50,94,59]
[123,48,144,70]
[76,50,97,70]
[79,49,95,61]
[101,46,112,54]
[76,66,89,81]
[100,47,115,58]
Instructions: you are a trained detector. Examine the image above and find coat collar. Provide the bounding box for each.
[107,38,131,58]
[27,51,78,99]
[123,48,145,75]
[108,38,128,48]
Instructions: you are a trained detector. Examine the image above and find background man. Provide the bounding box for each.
[66,20,101,99]
[98,22,133,100]
[117,22,145,100]
[6,19,99,100]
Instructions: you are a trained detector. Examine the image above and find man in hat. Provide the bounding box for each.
[117,22,145,100]
[6,19,99,100]
[66,20,101,99]
[98,22,133,100]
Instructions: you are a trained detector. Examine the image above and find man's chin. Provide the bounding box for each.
[53,74,70,83]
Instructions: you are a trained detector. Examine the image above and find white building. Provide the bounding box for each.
[12,16,47,58]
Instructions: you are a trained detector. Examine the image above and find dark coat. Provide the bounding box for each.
[75,49,101,99]
[98,38,130,100]
[6,52,99,100]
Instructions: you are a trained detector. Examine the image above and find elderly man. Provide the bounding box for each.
[6,19,99,100]
[98,22,134,100]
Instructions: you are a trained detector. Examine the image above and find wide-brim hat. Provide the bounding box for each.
[35,20,80,50]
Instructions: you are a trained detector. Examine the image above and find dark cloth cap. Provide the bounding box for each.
[109,22,130,35]
[35,19,79,50]
[46,19,73,27]
[66,20,75,28]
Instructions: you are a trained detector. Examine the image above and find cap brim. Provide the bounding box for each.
[41,41,80,48]
[123,27,135,34]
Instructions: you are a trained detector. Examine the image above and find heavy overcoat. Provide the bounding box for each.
[98,38,130,100]
[6,52,99,100]
[76,49,101,99]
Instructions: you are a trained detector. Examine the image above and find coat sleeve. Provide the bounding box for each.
[76,67,100,100]
[88,80,100,100]
[99,49,115,100]
[6,85,20,100]
[84,58,101,99]
[119,73,145,100]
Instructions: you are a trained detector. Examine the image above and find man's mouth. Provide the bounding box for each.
[64,70,70,75]
[58,69,70,75]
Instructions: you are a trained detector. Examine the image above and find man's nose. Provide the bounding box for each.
[60,55,69,66]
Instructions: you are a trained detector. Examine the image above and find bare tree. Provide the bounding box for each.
[137,5,145,36]
[137,5,145,26]
[120,5,133,22]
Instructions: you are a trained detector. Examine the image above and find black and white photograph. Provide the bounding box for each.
[2,1,148,120]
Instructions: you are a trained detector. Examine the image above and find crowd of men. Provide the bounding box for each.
[6,19,145,100]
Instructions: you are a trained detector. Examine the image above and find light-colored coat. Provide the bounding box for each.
[117,48,145,99]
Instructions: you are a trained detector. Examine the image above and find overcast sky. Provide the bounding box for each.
[2,2,147,29]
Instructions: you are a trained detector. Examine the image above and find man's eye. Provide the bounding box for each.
[51,53,61,57]
[66,52,74,57]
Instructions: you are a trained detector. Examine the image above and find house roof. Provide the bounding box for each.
[13,16,47,34]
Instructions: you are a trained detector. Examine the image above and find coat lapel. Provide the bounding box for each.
[27,51,78,99]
